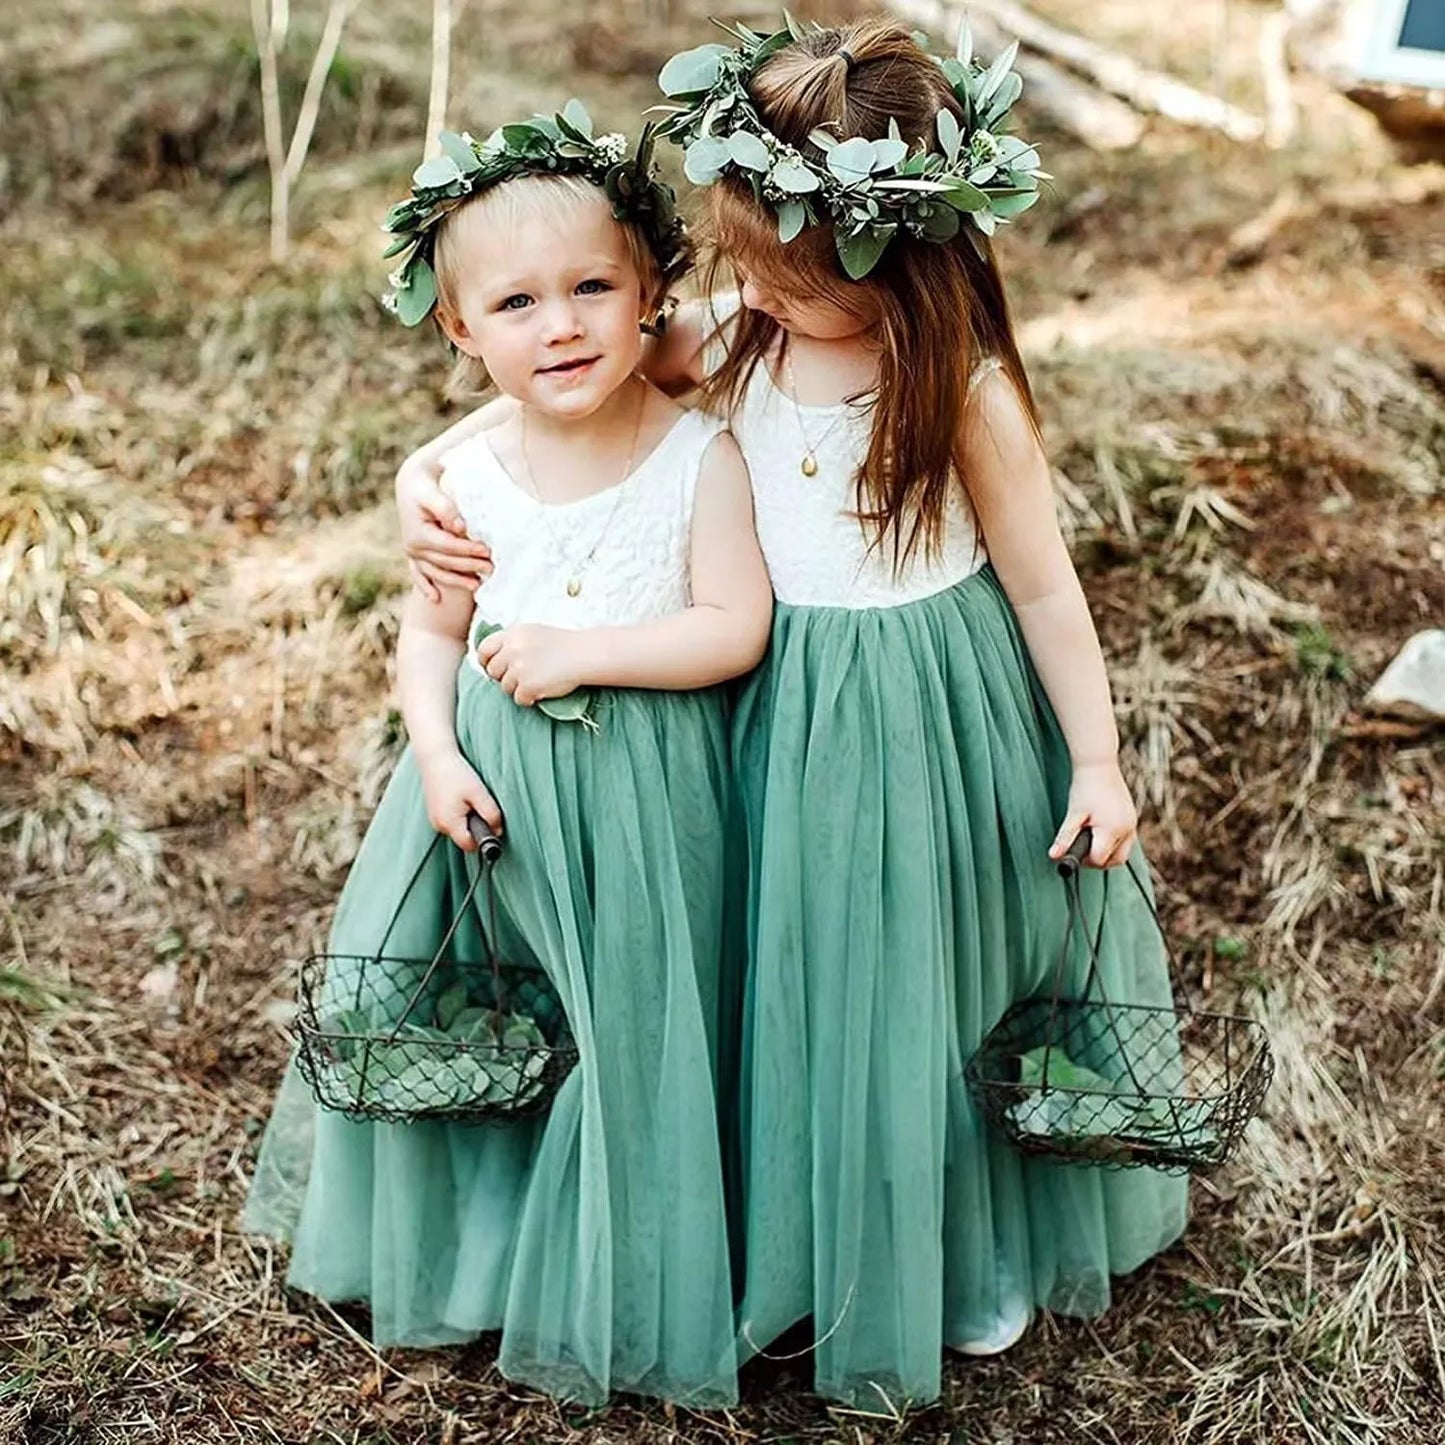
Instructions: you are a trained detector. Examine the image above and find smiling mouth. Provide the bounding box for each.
[538,356,599,375]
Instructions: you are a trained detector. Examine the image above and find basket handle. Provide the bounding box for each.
[373,809,507,1044]
[1037,822,1196,1117]
[1057,826,1093,879]
[467,811,504,866]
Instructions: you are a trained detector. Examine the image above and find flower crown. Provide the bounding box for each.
[654,16,1047,280]
[381,100,690,326]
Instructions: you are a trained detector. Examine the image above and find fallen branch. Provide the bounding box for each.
[884,0,1144,150]
[1259,5,1298,148]
[968,0,1266,141]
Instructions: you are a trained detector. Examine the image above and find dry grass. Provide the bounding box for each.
[3,1,1445,1441]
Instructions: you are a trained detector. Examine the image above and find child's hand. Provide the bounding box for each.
[396,461,493,603]
[418,748,504,847]
[1049,760,1138,869]
[477,625,587,706]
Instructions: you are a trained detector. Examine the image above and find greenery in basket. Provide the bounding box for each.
[1008,1045,1217,1160]
[320,978,549,1114]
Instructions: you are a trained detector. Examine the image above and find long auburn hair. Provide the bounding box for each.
[702,18,1041,568]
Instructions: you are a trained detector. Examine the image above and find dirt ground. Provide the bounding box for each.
[2,1,1443,1442]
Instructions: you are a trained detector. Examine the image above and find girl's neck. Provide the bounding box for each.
[774,330,880,407]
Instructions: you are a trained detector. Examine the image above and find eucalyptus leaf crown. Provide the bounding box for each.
[654,15,1047,280]
[381,100,690,327]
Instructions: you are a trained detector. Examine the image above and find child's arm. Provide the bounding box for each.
[961,373,1137,870]
[396,406,512,600]
[397,586,505,847]
[476,432,772,699]
[645,298,717,396]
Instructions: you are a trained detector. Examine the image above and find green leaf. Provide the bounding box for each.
[936,107,961,163]
[940,57,970,93]
[538,688,597,726]
[751,29,795,69]
[684,136,732,185]
[888,116,903,144]
[776,199,807,243]
[920,204,961,242]
[808,128,839,152]
[382,234,414,260]
[412,153,463,189]
[836,223,896,280]
[989,190,1041,219]
[770,160,819,194]
[451,1006,497,1042]
[782,7,807,41]
[434,980,469,1032]
[394,260,437,327]
[984,71,1024,124]
[1017,1045,1121,1094]
[658,43,731,97]
[956,19,974,66]
[727,131,771,171]
[560,98,594,139]
[975,40,1019,107]
[826,137,876,183]
[437,131,483,174]
[870,137,908,171]
[874,177,953,192]
[501,122,552,157]
[940,181,989,213]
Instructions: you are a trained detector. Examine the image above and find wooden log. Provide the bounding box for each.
[966,0,1266,141]
[883,0,1145,150]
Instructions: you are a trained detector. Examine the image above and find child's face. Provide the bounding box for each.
[733,265,877,342]
[439,193,648,418]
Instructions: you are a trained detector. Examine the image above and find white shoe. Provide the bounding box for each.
[949,1296,1031,1357]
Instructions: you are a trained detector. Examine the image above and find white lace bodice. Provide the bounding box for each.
[707,296,994,610]
[438,409,722,664]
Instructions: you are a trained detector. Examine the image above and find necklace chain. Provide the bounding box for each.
[783,348,849,478]
[519,380,646,598]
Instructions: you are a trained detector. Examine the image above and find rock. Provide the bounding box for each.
[1365,630,1445,720]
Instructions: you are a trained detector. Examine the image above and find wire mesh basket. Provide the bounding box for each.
[293,812,578,1125]
[966,830,1272,1172]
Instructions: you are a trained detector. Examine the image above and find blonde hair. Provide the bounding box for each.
[433,173,669,398]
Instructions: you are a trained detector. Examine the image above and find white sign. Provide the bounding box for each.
[1358,0,1445,88]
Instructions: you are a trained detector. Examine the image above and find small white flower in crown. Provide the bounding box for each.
[386,268,407,291]
[594,133,628,164]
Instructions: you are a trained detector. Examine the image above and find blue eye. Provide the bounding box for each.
[500,294,531,311]
[576,279,612,296]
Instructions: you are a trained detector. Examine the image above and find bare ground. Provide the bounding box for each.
[2,2,1443,1442]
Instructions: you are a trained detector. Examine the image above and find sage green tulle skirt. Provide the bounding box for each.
[731,566,1190,1410]
[244,665,741,1406]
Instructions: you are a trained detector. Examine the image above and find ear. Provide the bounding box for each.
[436,305,484,358]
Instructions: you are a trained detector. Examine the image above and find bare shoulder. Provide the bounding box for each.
[963,365,1039,461]
[697,425,747,488]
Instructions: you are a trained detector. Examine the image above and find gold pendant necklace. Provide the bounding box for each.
[783,349,847,478]
[521,382,646,598]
